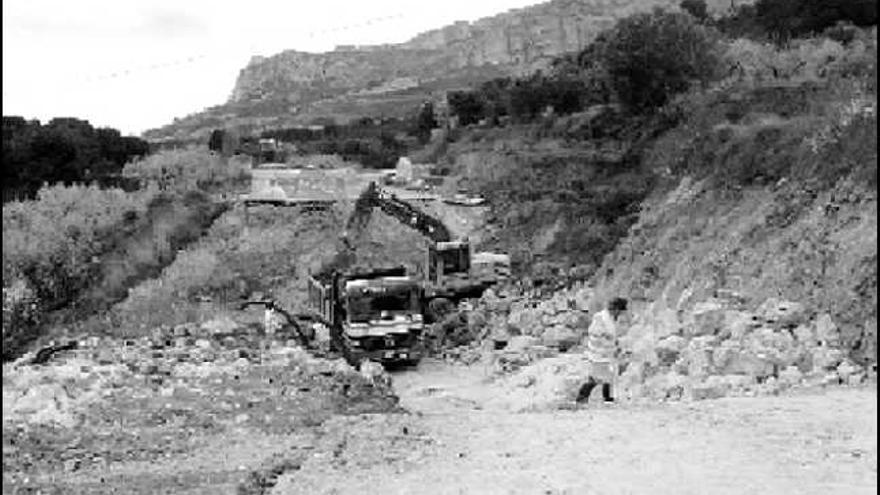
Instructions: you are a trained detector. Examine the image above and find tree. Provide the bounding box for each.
[2,116,148,201]
[208,129,225,153]
[598,9,721,112]
[414,101,438,144]
[755,0,877,40]
[680,0,709,21]
[447,91,485,126]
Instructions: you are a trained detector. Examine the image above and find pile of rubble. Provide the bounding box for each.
[2,316,378,429]
[618,297,872,402]
[460,285,874,410]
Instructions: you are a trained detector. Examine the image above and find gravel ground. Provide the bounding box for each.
[272,359,878,495]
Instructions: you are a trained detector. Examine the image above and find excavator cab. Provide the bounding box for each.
[426,239,471,285]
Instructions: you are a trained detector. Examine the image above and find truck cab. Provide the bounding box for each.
[307,267,424,365]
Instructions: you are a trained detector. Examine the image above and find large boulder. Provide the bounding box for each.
[627,329,660,368]
[651,305,682,338]
[506,308,542,337]
[643,371,688,401]
[683,336,717,379]
[506,335,541,353]
[813,313,841,347]
[655,335,687,366]
[777,366,804,388]
[713,343,776,379]
[687,300,727,337]
[744,327,798,368]
[541,325,580,351]
[811,346,846,372]
[792,324,817,346]
[572,287,593,312]
[496,354,595,411]
[201,316,241,336]
[722,310,763,341]
[756,298,809,329]
[689,375,755,400]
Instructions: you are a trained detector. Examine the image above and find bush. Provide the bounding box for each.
[122,148,250,193]
[2,184,158,359]
[596,8,722,112]
[680,0,708,21]
[2,116,150,201]
[754,0,877,41]
[3,184,154,304]
[2,279,41,361]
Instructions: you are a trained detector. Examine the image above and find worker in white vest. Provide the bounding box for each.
[580,297,629,403]
[263,300,285,337]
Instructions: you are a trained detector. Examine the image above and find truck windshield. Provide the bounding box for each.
[347,286,420,322]
[438,248,468,274]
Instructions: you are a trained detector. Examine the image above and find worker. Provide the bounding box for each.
[263,300,285,337]
[579,297,629,403]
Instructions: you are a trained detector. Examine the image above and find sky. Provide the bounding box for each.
[2,0,542,137]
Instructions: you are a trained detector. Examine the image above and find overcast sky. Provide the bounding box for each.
[3,0,540,136]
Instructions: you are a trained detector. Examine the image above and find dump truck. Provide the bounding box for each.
[306,266,425,366]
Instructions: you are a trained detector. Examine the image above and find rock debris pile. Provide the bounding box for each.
[454,285,874,410]
[3,317,395,430]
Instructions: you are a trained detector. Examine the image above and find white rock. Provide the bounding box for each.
[813,313,841,347]
[688,300,727,337]
[836,359,862,382]
[506,335,541,353]
[778,366,804,387]
[756,298,808,329]
[201,317,240,335]
[656,335,687,365]
[540,326,579,351]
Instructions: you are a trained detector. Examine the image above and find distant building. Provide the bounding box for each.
[247,166,387,204]
[395,157,432,182]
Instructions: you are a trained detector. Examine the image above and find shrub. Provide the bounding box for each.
[598,8,723,112]
[754,0,877,41]
[2,279,41,361]
[680,0,708,21]
[2,184,157,359]
[122,148,250,193]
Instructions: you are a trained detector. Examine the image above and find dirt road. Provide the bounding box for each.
[273,358,877,495]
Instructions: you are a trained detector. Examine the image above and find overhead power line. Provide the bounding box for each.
[76,13,407,84]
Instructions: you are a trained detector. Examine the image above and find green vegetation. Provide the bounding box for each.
[3,149,243,360]
[447,8,721,124]
[2,116,149,202]
[2,184,157,358]
[122,148,251,193]
[440,6,875,292]
[593,9,722,111]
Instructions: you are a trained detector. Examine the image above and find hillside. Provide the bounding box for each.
[143,0,743,142]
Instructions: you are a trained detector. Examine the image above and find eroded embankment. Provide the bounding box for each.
[3,192,229,361]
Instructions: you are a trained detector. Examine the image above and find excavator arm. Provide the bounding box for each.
[320,182,454,277]
[346,182,451,243]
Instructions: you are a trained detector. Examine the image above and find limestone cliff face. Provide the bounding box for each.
[146,0,743,139]
[228,0,678,104]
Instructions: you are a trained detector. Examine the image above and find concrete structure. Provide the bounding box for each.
[395,157,433,183]
[246,165,388,205]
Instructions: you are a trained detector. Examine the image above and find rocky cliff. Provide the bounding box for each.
[148,0,749,140]
[228,0,678,105]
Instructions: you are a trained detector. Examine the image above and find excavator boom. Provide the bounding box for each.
[346,182,451,243]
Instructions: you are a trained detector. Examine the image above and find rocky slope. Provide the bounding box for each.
[144,0,747,141]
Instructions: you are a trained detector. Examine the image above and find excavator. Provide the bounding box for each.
[245,181,509,367]
[336,181,510,320]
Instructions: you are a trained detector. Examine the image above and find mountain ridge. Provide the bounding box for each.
[145,0,742,141]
